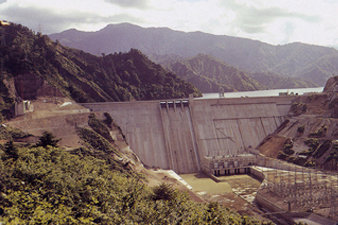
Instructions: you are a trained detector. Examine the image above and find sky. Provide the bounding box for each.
[1,0,338,48]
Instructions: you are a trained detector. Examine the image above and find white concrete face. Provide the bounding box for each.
[82,96,294,174]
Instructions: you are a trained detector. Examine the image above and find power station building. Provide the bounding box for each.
[201,154,257,176]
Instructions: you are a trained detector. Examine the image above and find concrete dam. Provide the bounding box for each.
[82,95,294,174]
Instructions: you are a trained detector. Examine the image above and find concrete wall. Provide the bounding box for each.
[82,96,294,174]
[83,101,171,171]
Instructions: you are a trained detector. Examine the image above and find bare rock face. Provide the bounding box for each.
[36,80,65,98]
[14,73,64,100]
[323,76,338,93]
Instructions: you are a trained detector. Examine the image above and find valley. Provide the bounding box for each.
[2,21,338,224]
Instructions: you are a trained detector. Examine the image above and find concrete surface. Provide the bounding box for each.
[82,96,294,174]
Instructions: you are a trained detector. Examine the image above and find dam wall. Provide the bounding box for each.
[82,96,295,174]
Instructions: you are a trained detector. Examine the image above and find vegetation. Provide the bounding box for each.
[290,102,307,116]
[312,140,332,158]
[277,151,289,160]
[0,138,267,224]
[283,139,294,155]
[297,125,305,134]
[326,141,338,162]
[166,54,264,93]
[36,131,61,148]
[309,125,327,138]
[304,138,319,154]
[0,23,202,120]
[88,113,113,142]
[249,72,317,89]
[0,126,32,140]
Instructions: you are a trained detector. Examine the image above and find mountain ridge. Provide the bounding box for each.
[0,22,201,121]
[50,23,338,86]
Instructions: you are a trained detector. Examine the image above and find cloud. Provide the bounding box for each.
[233,5,320,34]
[0,2,145,34]
[282,22,294,44]
[0,0,337,47]
[104,0,149,9]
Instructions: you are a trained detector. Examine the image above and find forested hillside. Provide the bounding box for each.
[0,23,201,121]
[249,72,318,89]
[166,54,264,93]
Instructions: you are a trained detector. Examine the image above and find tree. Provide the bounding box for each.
[36,131,61,148]
[152,183,176,201]
[3,140,18,160]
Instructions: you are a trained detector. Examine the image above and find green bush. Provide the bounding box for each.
[36,131,61,148]
[152,183,176,201]
[304,138,319,154]
[297,125,305,134]
[0,144,263,224]
[309,125,327,138]
[277,151,289,160]
[283,139,294,155]
[290,102,307,115]
[88,113,113,142]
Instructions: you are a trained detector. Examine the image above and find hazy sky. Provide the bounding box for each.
[1,0,338,48]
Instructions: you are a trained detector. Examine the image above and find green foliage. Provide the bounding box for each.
[77,127,117,155]
[167,54,264,93]
[304,159,316,168]
[1,23,202,112]
[88,113,113,142]
[152,183,176,201]
[277,151,289,160]
[0,143,263,224]
[0,126,32,142]
[250,72,317,89]
[304,138,319,154]
[312,140,332,158]
[290,102,307,116]
[326,141,338,162]
[297,125,305,134]
[75,127,133,175]
[3,141,18,161]
[103,112,113,127]
[283,139,294,155]
[309,125,327,138]
[36,131,60,148]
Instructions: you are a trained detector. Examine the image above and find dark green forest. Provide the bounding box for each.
[0,23,201,120]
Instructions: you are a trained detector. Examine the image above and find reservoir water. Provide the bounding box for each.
[199,87,324,99]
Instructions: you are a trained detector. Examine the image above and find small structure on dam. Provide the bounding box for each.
[201,154,257,176]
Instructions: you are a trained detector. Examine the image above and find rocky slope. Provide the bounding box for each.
[258,76,338,170]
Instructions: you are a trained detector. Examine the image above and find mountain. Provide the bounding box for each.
[0,23,201,121]
[50,23,338,86]
[249,72,318,89]
[165,54,264,93]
